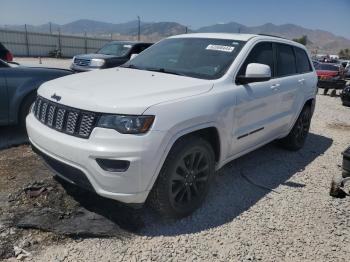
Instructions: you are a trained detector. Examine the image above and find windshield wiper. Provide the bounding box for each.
[144,67,187,77]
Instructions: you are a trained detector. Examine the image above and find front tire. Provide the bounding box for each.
[279,106,312,151]
[149,136,215,218]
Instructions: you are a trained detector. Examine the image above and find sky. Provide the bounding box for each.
[1,0,350,38]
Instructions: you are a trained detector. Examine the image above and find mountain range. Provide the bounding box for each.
[2,19,349,54]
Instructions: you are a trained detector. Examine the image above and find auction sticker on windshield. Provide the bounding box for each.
[206,44,235,52]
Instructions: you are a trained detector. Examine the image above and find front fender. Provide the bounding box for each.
[144,121,222,192]
[8,78,45,124]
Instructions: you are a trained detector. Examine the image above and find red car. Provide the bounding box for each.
[0,42,13,62]
[314,62,346,95]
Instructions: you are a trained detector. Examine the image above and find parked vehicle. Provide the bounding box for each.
[342,61,350,78]
[0,42,13,62]
[0,59,72,127]
[70,41,152,72]
[314,62,346,96]
[27,33,317,217]
[341,85,350,106]
[48,49,62,58]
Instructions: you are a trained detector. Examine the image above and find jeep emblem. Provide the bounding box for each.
[51,93,61,101]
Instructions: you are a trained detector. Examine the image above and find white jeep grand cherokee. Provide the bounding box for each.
[27,33,317,218]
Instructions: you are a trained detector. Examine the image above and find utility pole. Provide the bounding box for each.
[185,26,188,34]
[24,24,29,56]
[137,16,141,41]
[84,31,87,54]
[49,22,52,34]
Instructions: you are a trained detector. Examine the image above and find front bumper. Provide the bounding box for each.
[26,113,167,204]
[70,63,100,72]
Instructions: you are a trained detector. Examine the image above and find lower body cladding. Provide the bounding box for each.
[26,113,167,205]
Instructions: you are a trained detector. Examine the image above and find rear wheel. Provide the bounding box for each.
[149,137,215,218]
[279,106,312,151]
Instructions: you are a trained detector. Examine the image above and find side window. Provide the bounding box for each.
[295,47,312,73]
[132,44,149,54]
[276,44,296,77]
[131,45,141,54]
[139,44,149,52]
[238,42,274,77]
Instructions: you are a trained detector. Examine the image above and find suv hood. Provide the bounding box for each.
[38,67,212,114]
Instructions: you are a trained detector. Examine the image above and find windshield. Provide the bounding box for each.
[123,38,245,80]
[97,42,133,56]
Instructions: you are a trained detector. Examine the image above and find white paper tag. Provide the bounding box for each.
[123,44,132,48]
[206,44,235,52]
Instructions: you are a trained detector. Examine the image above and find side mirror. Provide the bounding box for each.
[130,53,138,60]
[236,63,271,84]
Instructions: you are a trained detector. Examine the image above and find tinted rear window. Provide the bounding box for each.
[295,47,312,73]
[276,44,296,77]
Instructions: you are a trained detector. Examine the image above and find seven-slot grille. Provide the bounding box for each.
[33,96,99,138]
[74,58,91,67]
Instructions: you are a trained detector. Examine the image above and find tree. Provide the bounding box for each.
[338,48,350,59]
[293,35,308,46]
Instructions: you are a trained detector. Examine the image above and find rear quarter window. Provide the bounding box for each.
[276,44,296,77]
[295,47,312,73]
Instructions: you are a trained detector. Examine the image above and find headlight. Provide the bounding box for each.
[90,58,105,67]
[97,115,155,134]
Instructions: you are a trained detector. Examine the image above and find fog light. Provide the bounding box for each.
[96,158,130,172]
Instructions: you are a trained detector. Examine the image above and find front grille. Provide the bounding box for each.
[33,96,99,139]
[74,58,91,67]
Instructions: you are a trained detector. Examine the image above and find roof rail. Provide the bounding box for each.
[257,33,287,40]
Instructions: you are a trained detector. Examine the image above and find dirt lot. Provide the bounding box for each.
[0,94,350,261]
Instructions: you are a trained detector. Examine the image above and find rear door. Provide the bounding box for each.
[274,43,303,131]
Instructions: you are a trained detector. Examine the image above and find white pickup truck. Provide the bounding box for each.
[27,33,317,218]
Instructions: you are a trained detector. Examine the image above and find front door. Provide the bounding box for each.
[230,42,280,156]
[0,69,8,124]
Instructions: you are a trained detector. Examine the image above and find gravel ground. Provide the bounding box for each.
[1,94,350,261]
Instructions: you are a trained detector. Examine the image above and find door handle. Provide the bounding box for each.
[270,83,280,90]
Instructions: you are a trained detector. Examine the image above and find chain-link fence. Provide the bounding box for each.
[0,29,111,57]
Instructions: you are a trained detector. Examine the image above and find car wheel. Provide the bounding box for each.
[323,88,329,95]
[279,106,312,151]
[19,93,36,128]
[330,89,337,97]
[149,136,215,218]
